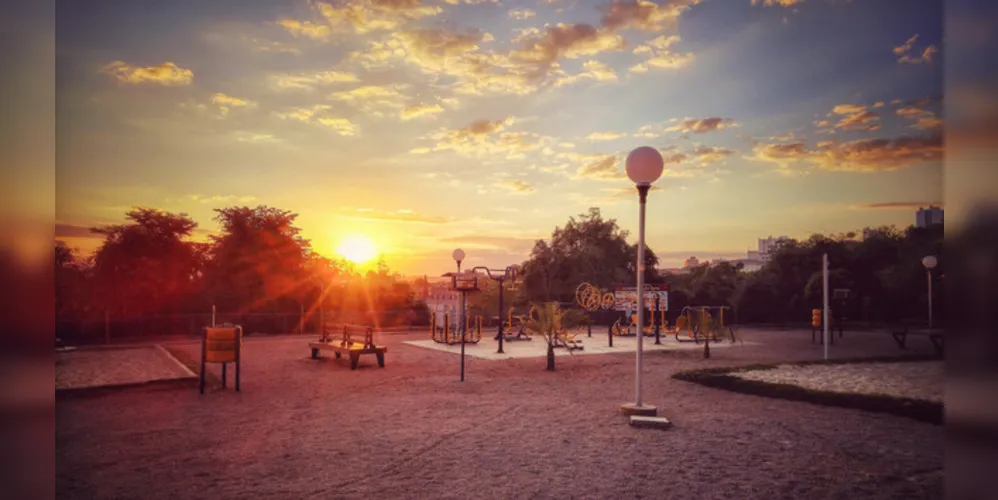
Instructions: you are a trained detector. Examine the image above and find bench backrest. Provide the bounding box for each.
[323,321,376,348]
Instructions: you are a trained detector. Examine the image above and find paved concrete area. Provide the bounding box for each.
[405,332,753,360]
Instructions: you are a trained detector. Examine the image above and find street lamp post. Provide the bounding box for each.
[471,265,519,354]
[453,249,466,381]
[922,255,937,330]
[620,146,664,417]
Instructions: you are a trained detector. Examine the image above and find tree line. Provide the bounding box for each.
[56,205,942,342]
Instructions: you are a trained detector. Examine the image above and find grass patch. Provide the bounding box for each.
[673,355,943,425]
[161,345,222,390]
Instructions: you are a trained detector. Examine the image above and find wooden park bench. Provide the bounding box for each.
[890,322,944,357]
[308,322,387,370]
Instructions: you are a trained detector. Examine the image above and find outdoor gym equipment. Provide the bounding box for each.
[503,307,533,341]
[430,312,482,344]
[526,303,584,351]
[672,306,738,344]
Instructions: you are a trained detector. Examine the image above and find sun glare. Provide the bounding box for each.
[336,234,378,264]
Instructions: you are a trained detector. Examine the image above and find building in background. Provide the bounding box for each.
[758,235,789,261]
[916,205,944,228]
[683,256,700,268]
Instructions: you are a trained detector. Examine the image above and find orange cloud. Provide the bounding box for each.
[855,201,943,210]
[272,71,360,90]
[511,23,625,79]
[277,19,332,40]
[629,34,694,72]
[600,0,699,32]
[750,131,943,172]
[893,34,937,64]
[275,105,358,136]
[750,0,804,6]
[666,117,736,134]
[586,131,627,142]
[496,180,536,194]
[312,0,442,34]
[830,104,880,131]
[555,60,619,87]
[100,61,193,85]
[893,34,919,55]
[400,103,444,120]
[575,154,625,180]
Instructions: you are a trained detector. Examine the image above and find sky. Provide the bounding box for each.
[54,0,945,274]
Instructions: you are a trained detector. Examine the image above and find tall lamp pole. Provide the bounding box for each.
[471,265,519,354]
[922,255,937,330]
[620,146,664,417]
[453,249,466,381]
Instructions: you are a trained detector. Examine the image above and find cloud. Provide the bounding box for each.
[749,131,943,172]
[893,34,919,55]
[327,84,409,116]
[894,99,943,130]
[575,154,625,180]
[899,45,938,64]
[210,93,256,115]
[496,180,535,194]
[275,104,359,136]
[231,131,281,144]
[272,71,360,90]
[600,0,699,32]
[629,35,694,73]
[341,208,451,224]
[400,103,445,120]
[854,201,943,210]
[100,61,193,86]
[893,34,937,64]
[554,60,619,87]
[418,117,550,158]
[666,117,736,134]
[586,131,627,142]
[347,28,539,96]
[829,104,880,131]
[55,223,99,239]
[510,23,626,80]
[509,8,536,20]
[690,146,735,165]
[750,0,805,6]
[307,0,442,35]
[277,19,332,40]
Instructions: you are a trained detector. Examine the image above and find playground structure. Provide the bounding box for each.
[430,311,483,345]
[669,306,739,344]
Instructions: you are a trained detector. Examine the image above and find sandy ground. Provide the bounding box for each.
[56,328,943,499]
[406,330,752,359]
[732,361,944,403]
[56,346,195,390]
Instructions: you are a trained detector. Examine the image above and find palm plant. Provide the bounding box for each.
[525,302,585,371]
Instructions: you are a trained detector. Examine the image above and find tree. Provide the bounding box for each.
[519,207,659,305]
[524,302,584,371]
[90,208,202,317]
[204,206,313,314]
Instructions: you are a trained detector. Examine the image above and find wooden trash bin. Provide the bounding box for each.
[201,325,243,394]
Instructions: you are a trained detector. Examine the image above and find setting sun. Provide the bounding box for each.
[336,234,378,264]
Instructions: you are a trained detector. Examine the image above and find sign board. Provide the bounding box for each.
[452,272,480,292]
[613,285,669,312]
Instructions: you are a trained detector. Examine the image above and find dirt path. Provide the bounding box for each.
[55,328,943,499]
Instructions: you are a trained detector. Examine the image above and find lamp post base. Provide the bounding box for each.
[619,403,658,417]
